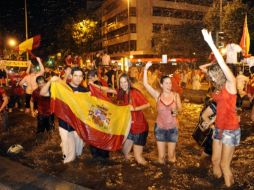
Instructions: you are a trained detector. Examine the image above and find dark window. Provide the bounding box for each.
[130,7,136,16]
[152,7,204,20]
[152,23,163,32]
[107,40,137,54]
[162,0,213,6]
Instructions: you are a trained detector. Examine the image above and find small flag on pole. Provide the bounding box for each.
[15,35,41,55]
[240,15,250,57]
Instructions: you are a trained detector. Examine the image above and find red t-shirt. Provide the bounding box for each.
[32,88,51,116]
[118,88,148,134]
[212,87,239,130]
[0,87,6,105]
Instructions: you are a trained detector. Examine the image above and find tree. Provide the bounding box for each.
[152,22,209,61]
[204,0,254,46]
[72,19,99,48]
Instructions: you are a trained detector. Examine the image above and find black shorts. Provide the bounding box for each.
[127,131,148,146]
[25,94,32,108]
[37,114,54,133]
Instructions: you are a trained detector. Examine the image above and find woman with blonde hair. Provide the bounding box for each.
[201,29,240,188]
[143,62,182,164]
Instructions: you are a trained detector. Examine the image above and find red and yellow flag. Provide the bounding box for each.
[50,81,131,151]
[240,15,250,57]
[15,35,41,54]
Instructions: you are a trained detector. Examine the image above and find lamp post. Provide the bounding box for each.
[25,0,29,60]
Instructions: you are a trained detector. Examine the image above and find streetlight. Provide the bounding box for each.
[7,38,17,47]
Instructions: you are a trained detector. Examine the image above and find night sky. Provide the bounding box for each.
[0,0,253,56]
[0,0,89,56]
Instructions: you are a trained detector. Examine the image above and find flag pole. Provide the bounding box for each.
[25,0,29,61]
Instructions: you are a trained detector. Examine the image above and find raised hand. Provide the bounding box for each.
[201,29,214,45]
[36,57,41,63]
[144,61,152,70]
[50,76,60,82]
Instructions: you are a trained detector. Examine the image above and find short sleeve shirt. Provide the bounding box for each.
[226,43,242,64]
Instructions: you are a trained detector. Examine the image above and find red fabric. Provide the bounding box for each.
[0,87,6,105]
[32,35,41,49]
[171,75,183,95]
[247,75,254,96]
[120,89,148,134]
[14,86,24,96]
[212,87,239,130]
[51,98,124,151]
[99,77,108,87]
[32,88,51,116]
[89,85,112,102]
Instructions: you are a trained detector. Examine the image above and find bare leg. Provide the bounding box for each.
[220,144,235,187]
[157,141,166,164]
[133,145,147,165]
[122,139,133,160]
[167,142,176,163]
[212,139,223,178]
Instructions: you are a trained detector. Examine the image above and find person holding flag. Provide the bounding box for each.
[90,73,150,165]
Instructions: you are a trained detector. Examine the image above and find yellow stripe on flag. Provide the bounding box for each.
[18,38,34,54]
[50,80,131,136]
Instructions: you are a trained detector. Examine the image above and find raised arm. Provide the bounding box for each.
[143,62,160,100]
[35,57,45,77]
[89,81,117,94]
[40,76,59,96]
[0,93,8,112]
[199,63,214,73]
[202,29,236,94]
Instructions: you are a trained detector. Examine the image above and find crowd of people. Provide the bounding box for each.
[0,29,254,188]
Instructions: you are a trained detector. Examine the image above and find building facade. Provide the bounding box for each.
[95,0,213,59]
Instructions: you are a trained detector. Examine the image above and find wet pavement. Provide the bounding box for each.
[0,85,253,190]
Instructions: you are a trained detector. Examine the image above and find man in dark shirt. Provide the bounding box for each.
[40,67,89,163]
[30,76,54,134]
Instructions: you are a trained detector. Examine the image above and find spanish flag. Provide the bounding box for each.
[15,35,41,54]
[240,15,250,57]
[50,80,131,151]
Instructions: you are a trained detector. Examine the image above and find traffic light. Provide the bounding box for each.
[216,31,225,48]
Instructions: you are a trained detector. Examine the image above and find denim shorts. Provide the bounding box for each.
[127,131,148,146]
[154,124,178,143]
[213,128,241,146]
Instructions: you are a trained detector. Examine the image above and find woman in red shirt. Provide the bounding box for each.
[91,73,150,165]
[201,29,240,188]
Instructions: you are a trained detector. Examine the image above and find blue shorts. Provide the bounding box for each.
[154,124,178,143]
[213,128,241,146]
[127,131,148,146]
